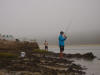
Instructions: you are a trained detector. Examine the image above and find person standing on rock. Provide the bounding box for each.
[44,40,48,51]
[58,31,67,58]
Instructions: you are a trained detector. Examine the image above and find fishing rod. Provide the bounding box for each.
[58,20,72,36]
[65,20,72,45]
[65,20,72,35]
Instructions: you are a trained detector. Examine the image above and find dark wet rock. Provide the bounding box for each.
[63,52,96,60]
[42,51,96,60]
[0,49,96,75]
[0,54,85,75]
[44,52,96,60]
[82,52,96,59]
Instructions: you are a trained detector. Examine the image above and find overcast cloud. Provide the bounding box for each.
[0,0,100,45]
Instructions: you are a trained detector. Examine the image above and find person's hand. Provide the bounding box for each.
[63,34,67,38]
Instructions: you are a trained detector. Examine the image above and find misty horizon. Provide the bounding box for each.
[0,0,100,45]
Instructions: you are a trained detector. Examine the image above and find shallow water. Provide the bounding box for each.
[47,45,100,75]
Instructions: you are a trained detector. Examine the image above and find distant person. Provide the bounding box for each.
[58,31,67,58]
[44,40,48,51]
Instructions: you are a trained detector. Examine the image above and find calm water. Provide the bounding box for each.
[46,45,100,75]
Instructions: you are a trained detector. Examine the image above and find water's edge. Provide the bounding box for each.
[46,46,100,75]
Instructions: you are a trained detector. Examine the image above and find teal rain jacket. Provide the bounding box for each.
[58,34,67,46]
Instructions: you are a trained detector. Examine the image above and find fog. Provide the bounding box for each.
[0,0,100,45]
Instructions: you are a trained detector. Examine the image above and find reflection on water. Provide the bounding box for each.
[47,45,100,75]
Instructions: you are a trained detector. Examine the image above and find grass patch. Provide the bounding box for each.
[0,52,18,59]
[32,49,48,53]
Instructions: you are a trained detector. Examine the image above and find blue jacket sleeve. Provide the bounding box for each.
[59,36,66,41]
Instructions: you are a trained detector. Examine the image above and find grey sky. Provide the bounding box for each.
[0,0,100,44]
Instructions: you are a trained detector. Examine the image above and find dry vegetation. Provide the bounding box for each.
[0,40,39,51]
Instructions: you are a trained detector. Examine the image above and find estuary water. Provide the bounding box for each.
[46,45,100,75]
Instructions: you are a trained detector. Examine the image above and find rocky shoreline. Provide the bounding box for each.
[0,40,96,75]
[0,50,96,75]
